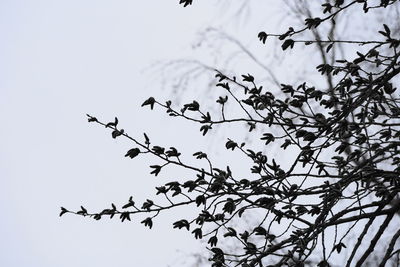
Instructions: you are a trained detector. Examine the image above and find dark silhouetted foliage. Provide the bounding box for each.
[63,1,400,266]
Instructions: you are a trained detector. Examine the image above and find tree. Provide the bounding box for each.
[62,1,400,266]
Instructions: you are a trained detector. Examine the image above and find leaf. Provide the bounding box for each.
[183,180,197,192]
[183,101,200,112]
[242,99,253,106]
[211,248,225,263]
[384,83,396,94]
[120,212,131,222]
[244,242,258,255]
[156,186,168,195]
[152,146,165,155]
[305,17,322,29]
[223,198,236,214]
[322,3,333,13]
[240,231,249,241]
[334,0,344,7]
[208,236,218,247]
[195,195,206,206]
[77,206,88,215]
[192,228,203,239]
[141,199,154,210]
[179,0,193,7]
[317,64,334,75]
[215,73,226,82]
[326,43,333,53]
[105,117,119,128]
[193,151,207,159]
[216,82,230,90]
[149,165,162,176]
[141,217,153,229]
[333,242,347,254]
[141,97,156,110]
[201,112,211,123]
[317,260,330,267]
[281,139,291,149]
[171,186,181,197]
[281,39,295,50]
[383,24,391,37]
[223,227,237,237]
[87,114,98,123]
[242,74,254,83]
[122,196,135,209]
[59,207,68,217]
[200,125,212,136]
[248,122,256,132]
[258,32,268,44]
[216,96,228,104]
[173,219,190,230]
[261,133,275,145]
[144,133,150,145]
[255,197,275,208]
[279,27,294,40]
[166,147,181,157]
[225,140,237,150]
[125,148,140,158]
[111,129,124,139]
[93,213,101,220]
[253,226,267,236]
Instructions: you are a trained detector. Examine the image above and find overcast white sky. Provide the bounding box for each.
[3,1,390,266]
[0,1,285,266]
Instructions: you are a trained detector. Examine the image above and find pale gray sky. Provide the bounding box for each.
[2,1,390,266]
[0,1,229,266]
[0,1,289,266]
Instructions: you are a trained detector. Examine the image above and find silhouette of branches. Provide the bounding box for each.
[63,1,400,266]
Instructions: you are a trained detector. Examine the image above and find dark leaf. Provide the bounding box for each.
[326,43,333,53]
[59,207,68,217]
[120,212,131,222]
[183,101,200,112]
[149,165,162,176]
[208,236,218,247]
[223,227,237,237]
[192,228,203,239]
[242,74,254,83]
[141,97,156,110]
[152,146,165,155]
[179,0,192,7]
[122,196,135,209]
[173,219,190,230]
[193,151,207,159]
[281,39,295,50]
[261,133,275,145]
[216,96,228,104]
[87,114,98,123]
[141,199,154,210]
[141,217,153,229]
[200,125,212,136]
[111,129,124,139]
[143,133,150,145]
[166,147,181,157]
[105,117,119,128]
[77,206,87,215]
[258,32,268,44]
[195,195,206,206]
[125,148,140,158]
[225,140,237,150]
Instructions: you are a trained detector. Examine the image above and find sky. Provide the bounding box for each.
[0,1,218,266]
[2,1,394,267]
[0,1,285,266]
